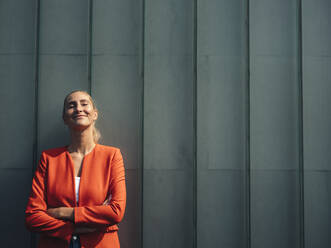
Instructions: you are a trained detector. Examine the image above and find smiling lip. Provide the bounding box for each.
[73,115,86,119]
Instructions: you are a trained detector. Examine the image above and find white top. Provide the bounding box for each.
[75,177,81,203]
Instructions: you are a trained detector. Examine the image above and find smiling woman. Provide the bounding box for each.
[25,90,126,248]
[62,91,101,143]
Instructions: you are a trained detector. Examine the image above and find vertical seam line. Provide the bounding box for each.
[87,0,93,95]
[298,0,305,247]
[141,0,145,247]
[31,0,41,247]
[246,1,251,248]
[193,0,198,247]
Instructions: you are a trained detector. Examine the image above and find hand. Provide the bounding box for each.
[74,226,97,234]
[47,207,74,221]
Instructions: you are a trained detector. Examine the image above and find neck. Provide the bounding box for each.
[68,126,96,155]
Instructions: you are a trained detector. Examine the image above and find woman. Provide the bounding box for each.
[25,90,126,248]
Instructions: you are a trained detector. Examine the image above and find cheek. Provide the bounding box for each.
[63,116,70,124]
[63,112,70,119]
[88,109,97,119]
[63,111,73,122]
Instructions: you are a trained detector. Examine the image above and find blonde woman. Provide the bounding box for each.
[25,90,126,248]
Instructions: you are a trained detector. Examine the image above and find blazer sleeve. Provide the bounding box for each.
[74,148,126,226]
[25,152,74,242]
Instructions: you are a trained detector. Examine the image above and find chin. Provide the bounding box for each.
[69,122,91,130]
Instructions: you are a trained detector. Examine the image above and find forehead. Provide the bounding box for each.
[66,92,91,103]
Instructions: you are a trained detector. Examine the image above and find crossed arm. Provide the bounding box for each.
[46,196,111,222]
[25,149,126,242]
[46,197,111,234]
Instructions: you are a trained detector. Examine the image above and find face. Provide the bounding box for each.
[63,91,98,130]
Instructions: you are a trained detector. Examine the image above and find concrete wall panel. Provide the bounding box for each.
[0,169,33,246]
[0,55,35,169]
[251,171,300,248]
[250,1,300,247]
[304,172,331,248]
[144,1,193,247]
[143,170,193,248]
[0,0,35,53]
[197,1,247,247]
[39,0,88,54]
[197,171,245,248]
[303,1,331,247]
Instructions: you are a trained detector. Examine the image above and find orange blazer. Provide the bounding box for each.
[25,144,126,248]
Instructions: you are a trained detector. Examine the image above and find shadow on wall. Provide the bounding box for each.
[39,120,71,152]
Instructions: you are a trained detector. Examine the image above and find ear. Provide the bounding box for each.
[93,110,98,121]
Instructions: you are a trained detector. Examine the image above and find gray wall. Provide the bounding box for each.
[0,1,330,248]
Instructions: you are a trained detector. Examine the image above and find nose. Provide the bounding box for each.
[75,104,83,112]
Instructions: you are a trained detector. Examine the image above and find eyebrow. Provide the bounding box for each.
[67,99,89,105]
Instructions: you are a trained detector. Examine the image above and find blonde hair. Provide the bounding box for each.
[62,90,101,143]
